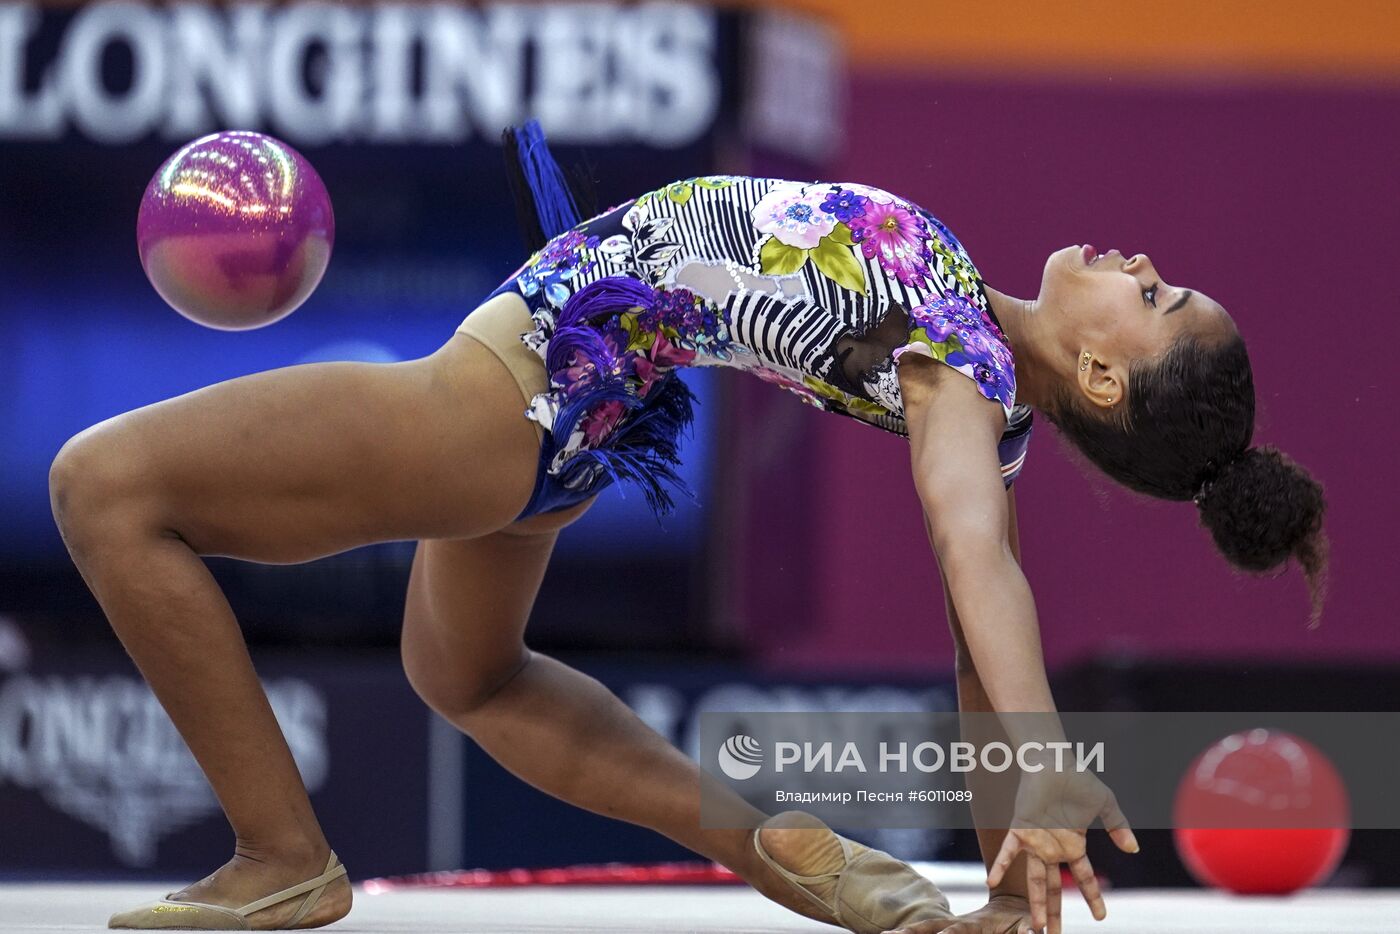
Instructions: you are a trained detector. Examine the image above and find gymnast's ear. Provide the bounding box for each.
[1075,349,1125,411]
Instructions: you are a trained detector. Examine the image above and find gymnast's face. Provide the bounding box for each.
[1036,245,1236,405]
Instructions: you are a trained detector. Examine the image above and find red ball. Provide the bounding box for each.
[1173,729,1349,895]
[137,131,334,331]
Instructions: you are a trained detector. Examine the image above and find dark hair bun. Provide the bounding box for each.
[1197,445,1328,625]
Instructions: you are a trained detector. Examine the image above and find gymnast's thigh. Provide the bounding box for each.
[53,330,545,565]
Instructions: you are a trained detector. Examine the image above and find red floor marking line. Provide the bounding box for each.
[361,862,743,893]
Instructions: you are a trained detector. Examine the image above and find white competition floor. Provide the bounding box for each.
[2,883,1398,933]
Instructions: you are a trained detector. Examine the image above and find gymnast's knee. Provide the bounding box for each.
[402,641,532,725]
[49,424,163,556]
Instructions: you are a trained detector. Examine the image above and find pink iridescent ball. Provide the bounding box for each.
[137,131,334,331]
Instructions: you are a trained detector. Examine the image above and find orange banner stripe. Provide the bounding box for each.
[734,0,1400,81]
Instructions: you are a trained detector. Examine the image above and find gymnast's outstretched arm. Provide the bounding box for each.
[898,356,1058,718]
[898,353,1137,934]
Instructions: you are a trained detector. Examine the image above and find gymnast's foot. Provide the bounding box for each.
[754,812,954,934]
[109,842,352,930]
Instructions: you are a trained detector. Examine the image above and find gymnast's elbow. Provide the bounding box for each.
[922,508,1009,578]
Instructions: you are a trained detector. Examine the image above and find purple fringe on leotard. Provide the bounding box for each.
[545,278,653,376]
[542,277,697,516]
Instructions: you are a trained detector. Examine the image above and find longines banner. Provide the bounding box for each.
[0,673,329,866]
[0,653,432,877]
[0,1,737,146]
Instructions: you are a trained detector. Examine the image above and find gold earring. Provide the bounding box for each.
[1079,351,1091,372]
[1107,396,1114,404]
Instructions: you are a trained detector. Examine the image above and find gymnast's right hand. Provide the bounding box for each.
[987,768,1139,932]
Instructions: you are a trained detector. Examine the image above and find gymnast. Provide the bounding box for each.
[50,125,1326,933]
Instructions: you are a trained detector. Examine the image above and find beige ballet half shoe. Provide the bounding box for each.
[754,822,953,934]
[108,852,347,930]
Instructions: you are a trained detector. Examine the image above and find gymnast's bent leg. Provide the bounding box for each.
[401,532,954,932]
[48,327,541,929]
[400,532,815,914]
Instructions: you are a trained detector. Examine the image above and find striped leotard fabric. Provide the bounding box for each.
[486,176,1033,517]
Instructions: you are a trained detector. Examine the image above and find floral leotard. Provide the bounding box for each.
[486,176,1033,518]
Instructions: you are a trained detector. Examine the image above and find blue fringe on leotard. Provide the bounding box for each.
[543,278,697,516]
[514,121,580,242]
[498,124,697,518]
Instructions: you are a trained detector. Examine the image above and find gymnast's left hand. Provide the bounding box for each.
[987,769,1138,932]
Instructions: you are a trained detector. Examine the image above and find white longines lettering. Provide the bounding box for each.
[0,0,720,145]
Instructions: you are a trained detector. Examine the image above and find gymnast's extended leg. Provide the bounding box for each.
[401,531,953,930]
